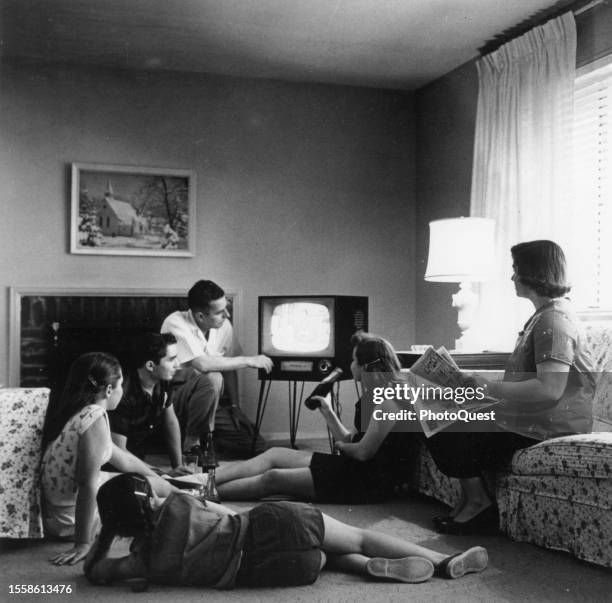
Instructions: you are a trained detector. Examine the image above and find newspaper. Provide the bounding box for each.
[408,346,499,437]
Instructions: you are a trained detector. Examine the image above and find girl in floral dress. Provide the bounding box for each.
[41,352,170,566]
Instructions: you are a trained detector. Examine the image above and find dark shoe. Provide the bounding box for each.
[182,444,201,456]
[366,556,434,583]
[435,506,498,535]
[437,546,488,579]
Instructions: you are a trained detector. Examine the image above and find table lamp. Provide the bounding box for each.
[424,217,495,352]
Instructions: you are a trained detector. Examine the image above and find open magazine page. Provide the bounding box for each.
[408,346,499,437]
[410,346,467,388]
[436,346,460,370]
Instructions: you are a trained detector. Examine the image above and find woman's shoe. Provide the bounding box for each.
[437,546,488,579]
[365,556,434,583]
[435,506,498,535]
[433,515,454,530]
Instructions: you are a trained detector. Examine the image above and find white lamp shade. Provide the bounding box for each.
[425,217,496,283]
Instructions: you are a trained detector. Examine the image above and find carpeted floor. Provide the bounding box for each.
[1,439,610,602]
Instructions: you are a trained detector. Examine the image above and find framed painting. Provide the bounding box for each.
[70,162,196,257]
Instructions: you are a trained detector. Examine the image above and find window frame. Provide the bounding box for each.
[572,54,612,315]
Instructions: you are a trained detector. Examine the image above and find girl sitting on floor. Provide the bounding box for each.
[41,352,172,566]
[215,332,417,503]
[84,473,488,589]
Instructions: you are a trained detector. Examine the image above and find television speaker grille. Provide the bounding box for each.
[353,309,366,330]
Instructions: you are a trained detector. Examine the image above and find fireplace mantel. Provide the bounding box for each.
[9,287,242,387]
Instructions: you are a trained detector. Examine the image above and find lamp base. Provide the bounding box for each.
[454,330,483,353]
[452,283,484,353]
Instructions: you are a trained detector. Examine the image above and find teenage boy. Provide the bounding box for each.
[161,279,272,455]
[108,333,186,472]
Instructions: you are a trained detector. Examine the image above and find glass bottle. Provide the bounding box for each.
[185,445,201,474]
[199,432,220,503]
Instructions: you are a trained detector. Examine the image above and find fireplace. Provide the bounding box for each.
[9,288,239,388]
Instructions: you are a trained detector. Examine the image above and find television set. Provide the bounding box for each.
[258,295,368,381]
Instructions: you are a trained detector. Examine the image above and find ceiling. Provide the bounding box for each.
[2,0,568,90]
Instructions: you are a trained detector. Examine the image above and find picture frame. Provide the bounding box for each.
[70,162,196,257]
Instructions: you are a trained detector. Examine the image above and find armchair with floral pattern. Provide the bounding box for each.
[412,323,612,568]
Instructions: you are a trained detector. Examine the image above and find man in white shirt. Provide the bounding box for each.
[161,280,273,453]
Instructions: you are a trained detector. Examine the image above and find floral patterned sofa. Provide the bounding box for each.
[412,323,612,568]
[0,388,50,539]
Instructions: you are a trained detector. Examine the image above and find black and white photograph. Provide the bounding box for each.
[1,1,611,602]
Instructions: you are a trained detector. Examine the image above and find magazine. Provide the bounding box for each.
[162,472,208,489]
[408,346,499,437]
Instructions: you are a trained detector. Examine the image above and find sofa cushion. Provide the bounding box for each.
[591,372,612,432]
[584,322,612,430]
[511,433,612,479]
[585,322,612,373]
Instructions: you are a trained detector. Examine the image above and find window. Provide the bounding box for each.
[572,56,612,311]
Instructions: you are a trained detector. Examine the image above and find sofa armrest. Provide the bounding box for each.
[511,432,612,479]
[0,388,50,538]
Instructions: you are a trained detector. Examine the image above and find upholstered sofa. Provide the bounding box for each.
[0,388,50,539]
[412,323,612,568]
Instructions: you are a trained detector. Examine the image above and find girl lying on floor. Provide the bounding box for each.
[214,332,418,503]
[41,352,174,566]
[84,473,488,589]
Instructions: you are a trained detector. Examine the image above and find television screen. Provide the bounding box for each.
[261,298,335,357]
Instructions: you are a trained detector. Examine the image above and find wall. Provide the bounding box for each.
[0,60,415,436]
[414,62,477,348]
[576,2,612,67]
[414,2,612,349]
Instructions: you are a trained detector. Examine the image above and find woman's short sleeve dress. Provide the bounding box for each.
[41,405,113,538]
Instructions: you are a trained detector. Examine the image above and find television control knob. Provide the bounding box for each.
[318,359,332,374]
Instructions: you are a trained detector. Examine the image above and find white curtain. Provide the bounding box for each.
[470,12,577,350]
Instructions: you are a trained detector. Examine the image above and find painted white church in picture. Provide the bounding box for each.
[97,181,149,238]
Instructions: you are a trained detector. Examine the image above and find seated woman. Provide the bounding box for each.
[424,240,596,534]
[214,332,417,503]
[84,473,488,589]
[41,352,174,566]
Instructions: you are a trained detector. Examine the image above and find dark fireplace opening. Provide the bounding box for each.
[20,293,190,391]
